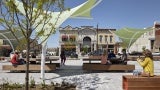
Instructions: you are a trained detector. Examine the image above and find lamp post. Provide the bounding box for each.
[96,24,98,50]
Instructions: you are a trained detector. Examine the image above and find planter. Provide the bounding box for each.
[0,84,76,90]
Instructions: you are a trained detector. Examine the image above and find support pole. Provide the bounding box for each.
[40,42,47,79]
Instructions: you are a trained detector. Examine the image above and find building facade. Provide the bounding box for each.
[59,25,117,56]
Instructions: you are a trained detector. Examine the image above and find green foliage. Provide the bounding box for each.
[0,78,23,89]
[142,46,146,51]
[6,0,16,12]
[82,46,88,54]
[40,80,47,89]
[16,37,27,51]
[0,18,4,23]
[30,76,36,88]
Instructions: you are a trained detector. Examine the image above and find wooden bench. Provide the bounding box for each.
[24,57,60,67]
[83,63,135,72]
[83,58,101,63]
[83,56,101,63]
[23,58,60,68]
[127,56,160,61]
[123,75,160,90]
[28,57,59,64]
[52,62,60,68]
[2,64,56,72]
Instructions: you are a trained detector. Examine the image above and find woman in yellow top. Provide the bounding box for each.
[137,49,154,76]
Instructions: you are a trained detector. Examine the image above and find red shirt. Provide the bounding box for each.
[10,54,19,64]
[101,55,107,64]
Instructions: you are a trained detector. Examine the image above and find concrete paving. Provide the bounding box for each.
[0,59,160,90]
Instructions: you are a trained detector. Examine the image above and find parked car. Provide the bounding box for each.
[129,51,143,56]
[65,51,78,58]
[70,52,78,58]
[152,52,160,56]
[88,49,103,56]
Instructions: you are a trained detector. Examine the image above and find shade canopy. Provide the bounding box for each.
[113,27,152,48]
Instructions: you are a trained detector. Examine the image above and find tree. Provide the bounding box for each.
[0,0,102,89]
[83,46,88,54]
[0,0,65,90]
[15,37,27,51]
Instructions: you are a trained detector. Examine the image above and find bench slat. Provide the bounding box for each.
[2,64,56,71]
[83,63,135,71]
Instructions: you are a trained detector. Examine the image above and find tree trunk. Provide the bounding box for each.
[25,39,30,90]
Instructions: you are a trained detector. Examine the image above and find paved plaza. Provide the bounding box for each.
[0,58,160,90]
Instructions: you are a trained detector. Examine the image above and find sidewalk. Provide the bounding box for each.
[0,59,160,90]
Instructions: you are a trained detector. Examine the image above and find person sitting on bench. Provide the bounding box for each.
[108,51,116,60]
[107,51,117,64]
[137,49,154,77]
[101,50,111,64]
[10,51,25,65]
[101,50,107,64]
[121,49,127,65]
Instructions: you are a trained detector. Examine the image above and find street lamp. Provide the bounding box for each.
[96,24,98,50]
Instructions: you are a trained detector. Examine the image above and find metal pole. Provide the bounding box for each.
[96,24,98,50]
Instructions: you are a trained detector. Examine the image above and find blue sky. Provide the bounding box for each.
[47,0,160,48]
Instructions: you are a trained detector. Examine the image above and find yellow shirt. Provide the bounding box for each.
[137,57,154,76]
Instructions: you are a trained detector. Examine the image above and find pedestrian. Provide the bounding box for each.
[60,50,66,65]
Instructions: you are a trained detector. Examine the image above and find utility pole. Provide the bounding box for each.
[96,24,98,50]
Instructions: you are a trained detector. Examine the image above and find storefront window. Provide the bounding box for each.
[62,35,68,41]
[69,35,76,42]
[99,35,102,43]
[105,35,108,43]
[110,35,113,43]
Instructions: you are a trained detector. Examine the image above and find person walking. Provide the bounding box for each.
[60,50,66,65]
